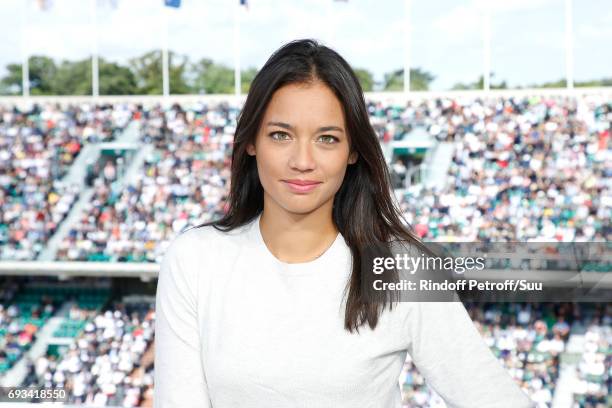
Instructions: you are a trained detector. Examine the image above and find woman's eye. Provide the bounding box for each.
[270,131,290,141]
[318,135,339,144]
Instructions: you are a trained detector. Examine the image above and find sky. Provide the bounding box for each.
[1,0,611,91]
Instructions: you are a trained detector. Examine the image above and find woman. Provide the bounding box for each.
[154,39,534,408]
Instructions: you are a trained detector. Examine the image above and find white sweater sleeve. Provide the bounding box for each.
[154,235,212,408]
[406,301,535,408]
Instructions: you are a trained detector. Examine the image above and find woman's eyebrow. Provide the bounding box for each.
[266,121,344,133]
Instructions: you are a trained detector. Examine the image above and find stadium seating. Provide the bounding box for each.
[0,104,135,261]
[0,94,610,407]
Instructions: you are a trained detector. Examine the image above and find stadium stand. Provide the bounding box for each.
[0,90,610,407]
[0,104,135,261]
[4,94,601,266]
[0,276,155,406]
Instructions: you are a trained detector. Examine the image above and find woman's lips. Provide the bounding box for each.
[281,180,322,193]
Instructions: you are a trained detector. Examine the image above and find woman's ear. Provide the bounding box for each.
[246,142,256,156]
[348,150,358,164]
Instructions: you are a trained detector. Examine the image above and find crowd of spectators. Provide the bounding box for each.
[0,96,609,406]
[45,96,612,263]
[571,305,611,407]
[0,103,134,260]
[0,280,56,375]
[0,283,609,407]
[400,302,610,408]
[56,103,234,263]
[22,301,155,407]
[396,96,610,242]
[0,96,610,261]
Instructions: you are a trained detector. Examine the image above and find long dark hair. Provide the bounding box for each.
[194,38,435,332]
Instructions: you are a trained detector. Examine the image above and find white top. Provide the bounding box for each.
[154,213,534,408]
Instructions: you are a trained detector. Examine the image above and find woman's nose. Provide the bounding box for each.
[288,139,316,171]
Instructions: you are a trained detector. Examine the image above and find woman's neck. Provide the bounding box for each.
[259,206,339,264]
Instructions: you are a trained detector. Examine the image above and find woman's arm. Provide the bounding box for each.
[405,301,534,408]
[154,235,212,408]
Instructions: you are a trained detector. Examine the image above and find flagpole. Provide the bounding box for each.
[162,5,170,98]
[90,0,99,98]
[234,2,241,98]
[403,0,411,95]
[483,3,491,92]
[329,1,336,45]
[21,0,29,97]
[565,0,574,90]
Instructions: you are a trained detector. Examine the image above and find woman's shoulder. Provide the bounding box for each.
[163,220,253,262]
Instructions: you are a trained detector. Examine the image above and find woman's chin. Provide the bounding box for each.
[278,200,327,216]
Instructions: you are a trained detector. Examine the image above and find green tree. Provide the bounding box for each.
[241,67,258,93]
[1,56,138,95]
[191,58,234,94]
[129,50,191,94]
[0,56,57,95]
[383,67,435,91]
[52,59,92,95]
[98,59,138,95]
[191,59,258,94]
[354,68,374,92]
[578,77,612,87]
[531,79,566,88]
[529,78,612,88]
[451,73,507,90]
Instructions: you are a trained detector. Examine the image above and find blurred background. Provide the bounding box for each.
[0,0,610,407]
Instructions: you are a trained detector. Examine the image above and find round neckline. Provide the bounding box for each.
[250,213,344,275]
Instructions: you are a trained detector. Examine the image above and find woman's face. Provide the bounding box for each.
[247,80,358,216]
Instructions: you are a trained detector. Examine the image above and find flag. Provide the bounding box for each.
[36,0,52,10]
[105,0,119,8]
[164,0,181,8]
[240,0,249,10]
